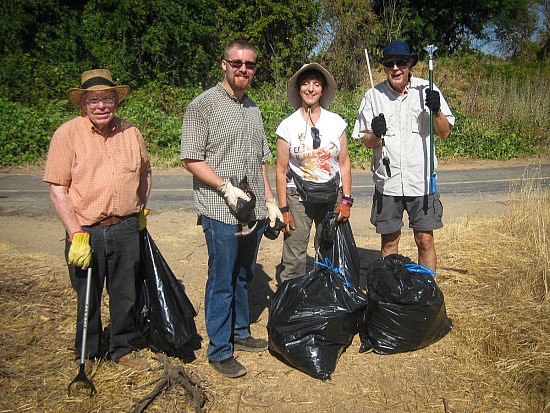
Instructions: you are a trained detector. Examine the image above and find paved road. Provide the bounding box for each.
[1,163,549,217]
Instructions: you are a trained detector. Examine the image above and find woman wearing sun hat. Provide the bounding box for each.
[44,69,152,372]
[275,63,352,284]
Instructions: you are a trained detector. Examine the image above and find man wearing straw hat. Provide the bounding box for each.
[353,40,455,271]
[44,69,152,372]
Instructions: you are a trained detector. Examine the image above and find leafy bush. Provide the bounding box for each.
[2,54,548,167]
[0,98,72,165]
[117,84,203,167]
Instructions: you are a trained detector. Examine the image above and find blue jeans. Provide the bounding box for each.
[201,216,266,362]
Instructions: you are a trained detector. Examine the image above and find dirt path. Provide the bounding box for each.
[1,158,545,412]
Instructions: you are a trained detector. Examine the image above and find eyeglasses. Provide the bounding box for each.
[85,96,116,106]
[383,59,409,69]
[224,59,257,70]
[311,127,321,149]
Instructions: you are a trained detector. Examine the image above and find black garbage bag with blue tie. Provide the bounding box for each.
[359,254,452,354]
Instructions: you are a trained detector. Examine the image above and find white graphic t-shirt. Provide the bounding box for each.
[276,108,347,187]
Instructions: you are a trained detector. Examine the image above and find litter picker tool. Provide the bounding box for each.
[68,266,96,397]
[364,47,391,177]
[424,44,437,193]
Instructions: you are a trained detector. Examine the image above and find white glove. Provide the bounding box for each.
[217,180,250,210]
[266,198,284,228]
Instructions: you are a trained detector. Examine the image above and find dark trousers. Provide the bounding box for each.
[66,215,142,361]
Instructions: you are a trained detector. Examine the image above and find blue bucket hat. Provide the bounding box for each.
[382,40,418,67]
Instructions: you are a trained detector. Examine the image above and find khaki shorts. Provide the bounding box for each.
[370,189,443,234]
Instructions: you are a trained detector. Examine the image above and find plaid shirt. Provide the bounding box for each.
[180,83,271,225]
[44,116,151,226]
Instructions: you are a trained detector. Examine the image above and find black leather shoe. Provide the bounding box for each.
[234,336,268,352]
[209,356,247,378]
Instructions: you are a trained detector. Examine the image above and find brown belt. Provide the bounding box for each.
[98,216,124,227]
[93,213,137,228]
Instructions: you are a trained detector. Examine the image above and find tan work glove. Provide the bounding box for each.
[138,208,150,231]
[217,180,250,210]
[266,198,284,228]
[68,231,92,269]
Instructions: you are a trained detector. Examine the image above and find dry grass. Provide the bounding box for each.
[0,172,549,412]
[434,168,550,410]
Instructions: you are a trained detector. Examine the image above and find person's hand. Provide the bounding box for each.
[138,208,150,231]
[68,231,92,269]
[335,196,353,222]
[425,89,441,113]
[371,113,386,137]
[335,204,351,222]
[266,198,283,228]
[217,180,251,210]
[282,211,295,236]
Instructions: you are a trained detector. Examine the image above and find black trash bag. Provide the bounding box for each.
[268,264,368,380]
[264,217,286,240]
[317,212,361,287]
[359,254,452,354]
[136,229,202,361]
[230,175,256,223]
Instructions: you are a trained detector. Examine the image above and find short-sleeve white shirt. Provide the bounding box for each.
[276,108,347,186]
[352,76,455,196]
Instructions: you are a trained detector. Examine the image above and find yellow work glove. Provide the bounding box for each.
[138,208,150,231]
[68,231,92,269]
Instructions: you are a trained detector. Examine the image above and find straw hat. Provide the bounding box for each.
[66,69,130,108]
[286,63,337,109]
[381,40,418,67]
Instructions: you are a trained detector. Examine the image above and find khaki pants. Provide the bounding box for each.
[279,187,340,283]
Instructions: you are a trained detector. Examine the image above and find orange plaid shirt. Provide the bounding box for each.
[44,115,151,226]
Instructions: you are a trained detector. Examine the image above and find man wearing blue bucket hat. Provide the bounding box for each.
[352,40,455,271]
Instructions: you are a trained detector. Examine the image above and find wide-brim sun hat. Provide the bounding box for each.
[287,63,337,109]
[381,40,418,67]
[67,69,130,108]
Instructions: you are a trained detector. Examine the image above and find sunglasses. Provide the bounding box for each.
[311,127,321,149]
[224,59,257,70]
[383,59,409,69]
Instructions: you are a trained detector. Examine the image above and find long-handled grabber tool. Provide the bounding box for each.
[68,266,96,396]
[363,47,391,177]
[424,44,438,193]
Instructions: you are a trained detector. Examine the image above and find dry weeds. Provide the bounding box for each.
[0,173,548,412]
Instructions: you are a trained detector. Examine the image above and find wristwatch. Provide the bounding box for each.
[342,194,354,202]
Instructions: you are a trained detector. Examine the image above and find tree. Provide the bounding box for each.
[0,0,86,102]
[318,0,383,90]
[372,0,533,54]
[214,0,322,86]
[80,0,220,87]
[490,0,550,59]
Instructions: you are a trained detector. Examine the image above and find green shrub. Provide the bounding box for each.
[0,98,72,165]
[2,54,548,167]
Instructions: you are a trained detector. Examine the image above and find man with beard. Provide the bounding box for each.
[180,40,282,378]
